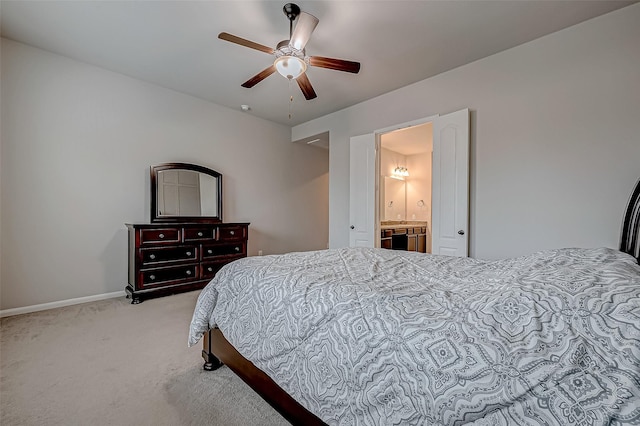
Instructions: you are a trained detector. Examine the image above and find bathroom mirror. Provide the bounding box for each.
[383,176,406,221]
[150,163,222,223]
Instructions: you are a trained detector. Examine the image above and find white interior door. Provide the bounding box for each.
[431,108,470,256]
[349,133,377,247]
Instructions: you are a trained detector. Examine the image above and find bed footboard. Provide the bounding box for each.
[201,328,326,426]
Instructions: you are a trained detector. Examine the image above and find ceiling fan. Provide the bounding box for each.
[218,3,360,100]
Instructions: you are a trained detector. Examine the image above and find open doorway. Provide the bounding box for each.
[379,122,433,253]
[293,131,331,250]
[349,108,468,256]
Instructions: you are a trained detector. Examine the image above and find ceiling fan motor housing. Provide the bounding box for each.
[275,40,305,59]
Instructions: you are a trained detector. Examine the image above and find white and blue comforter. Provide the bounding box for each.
[189,247,640,425]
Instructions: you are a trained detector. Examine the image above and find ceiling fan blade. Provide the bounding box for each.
[296,73,317,100]
[218,32,274,54]
[241,65,277,88]
[309,56,361,74]
[290,12,319,51]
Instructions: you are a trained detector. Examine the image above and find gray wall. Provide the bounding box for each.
[1,39,329,310]
[293,4,640,259]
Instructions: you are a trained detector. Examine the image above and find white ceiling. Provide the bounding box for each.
[1,1,635,127]
[381,122,433,157]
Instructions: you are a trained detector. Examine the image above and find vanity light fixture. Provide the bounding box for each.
[393,166,409,177]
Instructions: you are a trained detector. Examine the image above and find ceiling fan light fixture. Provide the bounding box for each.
[274,55,307,80]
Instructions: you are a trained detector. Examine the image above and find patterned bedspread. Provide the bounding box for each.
[189,247,640,425]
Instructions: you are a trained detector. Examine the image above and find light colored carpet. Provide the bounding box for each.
[0,291,290,426]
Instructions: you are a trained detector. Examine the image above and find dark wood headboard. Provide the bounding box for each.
[620,178,640,263]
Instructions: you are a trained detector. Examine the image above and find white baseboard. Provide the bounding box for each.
[0,291,126,318]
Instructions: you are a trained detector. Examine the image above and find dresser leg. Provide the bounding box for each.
[125,286,142,304]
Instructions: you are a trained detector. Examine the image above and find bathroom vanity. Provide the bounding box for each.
[380,221,429,253]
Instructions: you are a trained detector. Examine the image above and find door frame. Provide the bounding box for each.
[375,115,439,136]
[374,115,439,248]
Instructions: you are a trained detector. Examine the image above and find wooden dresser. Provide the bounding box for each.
[126,222,249,304]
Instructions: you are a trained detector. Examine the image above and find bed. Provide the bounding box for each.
[188,179,640,425]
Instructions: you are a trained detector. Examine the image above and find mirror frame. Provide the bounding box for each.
[150,162,222,223]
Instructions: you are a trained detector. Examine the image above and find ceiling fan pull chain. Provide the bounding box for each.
[289,95,294,120]
[288,79,294,120]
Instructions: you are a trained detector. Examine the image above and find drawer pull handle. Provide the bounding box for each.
[149,254,156,260]
[230,230,235,235]
[149,275,156,280]
[208,249,213,254]
[235,246,240,252]
[186,251,192,256]
[207,267,213,272]
[185,270,192,276]
[159,233,165,239]
[197,232,203,237]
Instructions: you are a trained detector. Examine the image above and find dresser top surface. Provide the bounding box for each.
[126,222,250,229]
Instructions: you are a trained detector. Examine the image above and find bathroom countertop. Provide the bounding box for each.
[380,221,428,230]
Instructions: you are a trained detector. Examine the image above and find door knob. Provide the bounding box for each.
[350,225,355,229]
[458,230,465,235]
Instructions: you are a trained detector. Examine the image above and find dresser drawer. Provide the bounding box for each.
[201,259,242,280]
[218,226,244,241]
[139,264,199,288]
[202,243,245,258]
[140,246,197,265]
[140,228,180,244]
[183,227,216,241]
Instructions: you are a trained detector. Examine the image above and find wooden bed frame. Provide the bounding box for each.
[621,178,640,263]
[201,178,640,425]
[202,328,326,425]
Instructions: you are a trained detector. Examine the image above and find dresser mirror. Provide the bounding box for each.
[150,163,222,223]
